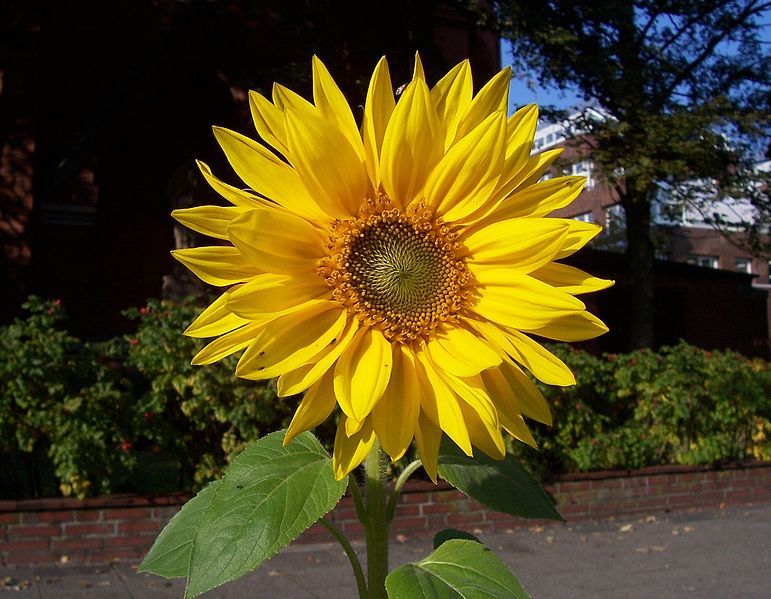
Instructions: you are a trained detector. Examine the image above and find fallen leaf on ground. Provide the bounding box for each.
[395,534,408,543]
[619,524,634,532]
[683,526,694,533]
[530,525,544,534]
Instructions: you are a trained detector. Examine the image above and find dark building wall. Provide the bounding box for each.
[3,0,500,335]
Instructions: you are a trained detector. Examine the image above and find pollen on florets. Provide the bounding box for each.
[318,193,472,343]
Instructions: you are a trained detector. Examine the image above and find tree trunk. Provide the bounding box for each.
[622,190,656,350]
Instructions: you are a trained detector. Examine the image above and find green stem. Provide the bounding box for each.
[386,459,422,523]
[364,441,389,599]
[348,472,367,523]
[319,518,368,599]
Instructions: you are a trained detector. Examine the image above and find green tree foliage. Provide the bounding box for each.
[481,0,771,349]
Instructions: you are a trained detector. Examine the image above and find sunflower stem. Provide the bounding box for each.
[318,518,368,599]
[364,441,389,599]
[386,459,422,523]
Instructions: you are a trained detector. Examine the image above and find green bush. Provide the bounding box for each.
[1,296,769,498]
[0,297,143,498]
[117,298,299,487]
[520,342,771,475]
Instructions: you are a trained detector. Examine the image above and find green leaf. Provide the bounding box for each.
[433,528,480,550]
[184,430,347,598]
[437,438,562,521]
[138,480,220,577]
[386,539,530,598]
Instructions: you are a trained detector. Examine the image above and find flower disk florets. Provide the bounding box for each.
[319,194,471,343]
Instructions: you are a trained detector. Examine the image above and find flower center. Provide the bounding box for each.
[319,195,471,343]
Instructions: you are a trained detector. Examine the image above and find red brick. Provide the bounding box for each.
[64,523,116,536]
[394,505,420,517]
[75,510,103,522]
[117,521,159,535]
[29,511,75,524]
[390,517,427,531]
[8,525,61,538]
[103,508,149,520]
[401,492,429,504]
[331,507,358,521]
[52,538,103,551]
[434,491,466,503]
[426,513,448,527]
[3,551,55,564]
[107,536,156,549]
[421,503,453,515]
[483,510,516,522]
[0,513,20,525]
[340,521,366,535]
[0,539,49,552]
[561,480,590,492]
[445,512,485,526]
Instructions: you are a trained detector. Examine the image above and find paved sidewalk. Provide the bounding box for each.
[2,503,769,598]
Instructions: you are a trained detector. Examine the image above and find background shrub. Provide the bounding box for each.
[1,296,769,498]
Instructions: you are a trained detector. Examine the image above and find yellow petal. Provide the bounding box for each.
[371,346,420,461]
[227,273,330,319]
[479,367,541,444]
[522,311,609,342]
[171,205,248,240]
[414,411,441,482]
[431,60,473,150]
[284,369,337,445]
[248,90,288,155]
[212,127,325,221]
[454,67,510,141]
[192,322,265,365]
[474,269,585,329]
[499,359,553,425]
[312,56,364,160]
[334,328,393,422]
[380,77,442,208]
[285,107,367,218]
[272,83,315,113]
[415,351,472,456]
[236,304,346,380]
[171,246,258,286]
[458,401,505,460]
[499,329,575,386]
[531,263,614,294]
[333,416,376,480]
[505,104,538,161]
[464,218,568,272]
[184,287,250,338]
[555,220,603,259]
[227,207,326,274]
[425,326,501,377]
[520,149,565,187]
[489,148,563,206]
[412,51,425,81]
[424,111,506,222]
[362,57,396,187]
[196,160,266,208]
[491,177,586,221]
[277,316,360,396]
[439,372,500,431]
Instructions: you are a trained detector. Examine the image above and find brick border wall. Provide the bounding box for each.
[1,463,769,566]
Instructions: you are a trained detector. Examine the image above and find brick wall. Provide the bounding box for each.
[2,463,769,566]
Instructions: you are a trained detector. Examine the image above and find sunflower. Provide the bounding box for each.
[171,55,611,481]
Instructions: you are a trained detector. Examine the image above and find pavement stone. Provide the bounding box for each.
[2,503,769,598]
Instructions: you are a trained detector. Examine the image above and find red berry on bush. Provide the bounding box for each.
[121,439,132,452]
[129,338,139,346]
[144,411,155,421]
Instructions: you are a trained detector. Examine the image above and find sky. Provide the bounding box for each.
[499,39,582,116]
[500,11,771,118]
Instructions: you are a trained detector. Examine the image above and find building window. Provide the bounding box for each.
[735,258,752,274]
[604,204,625,231]
[687,255,719,269]
[572,211,594,223]
[571,160,594,189]
[545,133,554,144]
